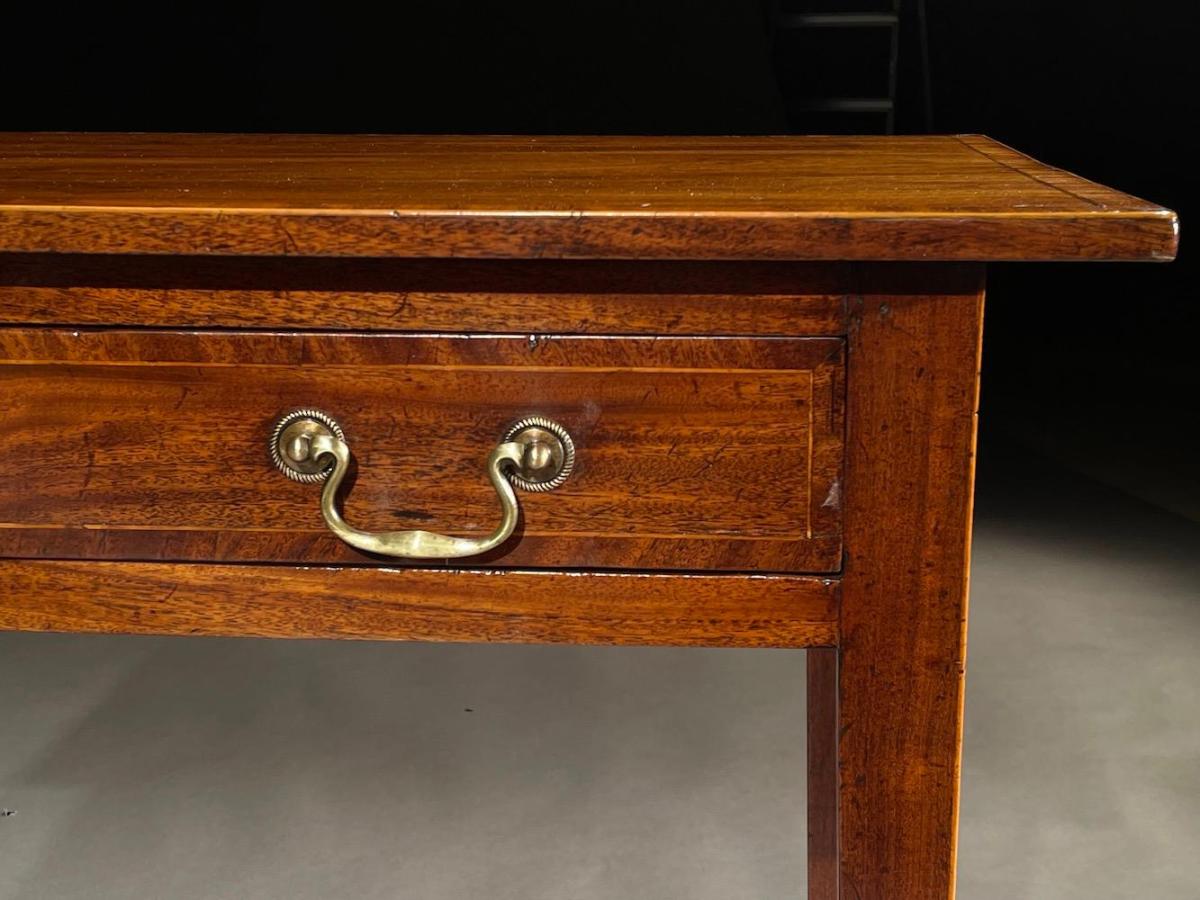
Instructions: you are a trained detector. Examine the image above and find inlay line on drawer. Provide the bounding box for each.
[0,329,844,572]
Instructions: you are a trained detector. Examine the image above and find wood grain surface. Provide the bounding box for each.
[0,130,1176,896]
[836,265,985,898]
[0,561,839,648]
[0,329,844,572]
[807,647,840,900]
[0,254,848,335]
[0,133,1177,260]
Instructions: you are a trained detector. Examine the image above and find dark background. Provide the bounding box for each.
[2,1,1194,516]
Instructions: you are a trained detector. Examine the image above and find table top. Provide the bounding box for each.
[0,132,1177,261]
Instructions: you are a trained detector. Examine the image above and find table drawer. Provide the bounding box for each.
[0,329,843,573]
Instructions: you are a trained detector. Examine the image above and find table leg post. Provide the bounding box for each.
[836,268,985,898]
[807,647,840,899]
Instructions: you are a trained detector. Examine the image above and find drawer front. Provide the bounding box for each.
[0,329,843,572]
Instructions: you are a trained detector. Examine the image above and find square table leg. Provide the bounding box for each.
[811,266,985,898]
[807,647,840,899]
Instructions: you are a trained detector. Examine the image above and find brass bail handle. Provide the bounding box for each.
[269,410,575,559]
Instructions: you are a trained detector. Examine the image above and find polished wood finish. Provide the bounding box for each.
[837,267,985,898]
[0,133,1176,898]
[0,561,839,648]
[0,255,848,335]
[806,648,840,900]
[0,133,1177,261]
[0,329,843,572]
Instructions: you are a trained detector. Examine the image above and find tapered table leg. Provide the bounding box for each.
[807,648,839,899]
[835,266,985,898]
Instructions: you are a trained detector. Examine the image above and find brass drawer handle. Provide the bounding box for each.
[270,410,574,559]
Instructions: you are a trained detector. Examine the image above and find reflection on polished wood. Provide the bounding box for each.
[0,561,839,649]
[0,133,1178,898]
[0,133,1178,260]
[0,329,843,572]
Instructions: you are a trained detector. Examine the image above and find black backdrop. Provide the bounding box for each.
[3,1,1194,509]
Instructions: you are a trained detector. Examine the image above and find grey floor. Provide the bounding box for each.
[1,454,1197,899]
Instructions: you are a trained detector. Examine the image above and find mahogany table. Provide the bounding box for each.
[0,133,1178,898]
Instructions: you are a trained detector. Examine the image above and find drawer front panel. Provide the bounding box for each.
[0,330,843,572]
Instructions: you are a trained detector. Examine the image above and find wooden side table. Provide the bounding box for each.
[0,133,1177,898]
